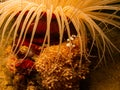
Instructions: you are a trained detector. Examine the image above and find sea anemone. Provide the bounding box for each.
[0,0,120,90]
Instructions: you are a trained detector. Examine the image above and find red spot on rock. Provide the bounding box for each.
[15,59,35,69]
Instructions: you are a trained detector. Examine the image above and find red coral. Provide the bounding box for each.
[15,59,36,75]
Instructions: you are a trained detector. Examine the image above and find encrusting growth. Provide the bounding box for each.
[35,36,90,90]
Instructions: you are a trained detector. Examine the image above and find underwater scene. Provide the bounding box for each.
[0,0,120,90]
